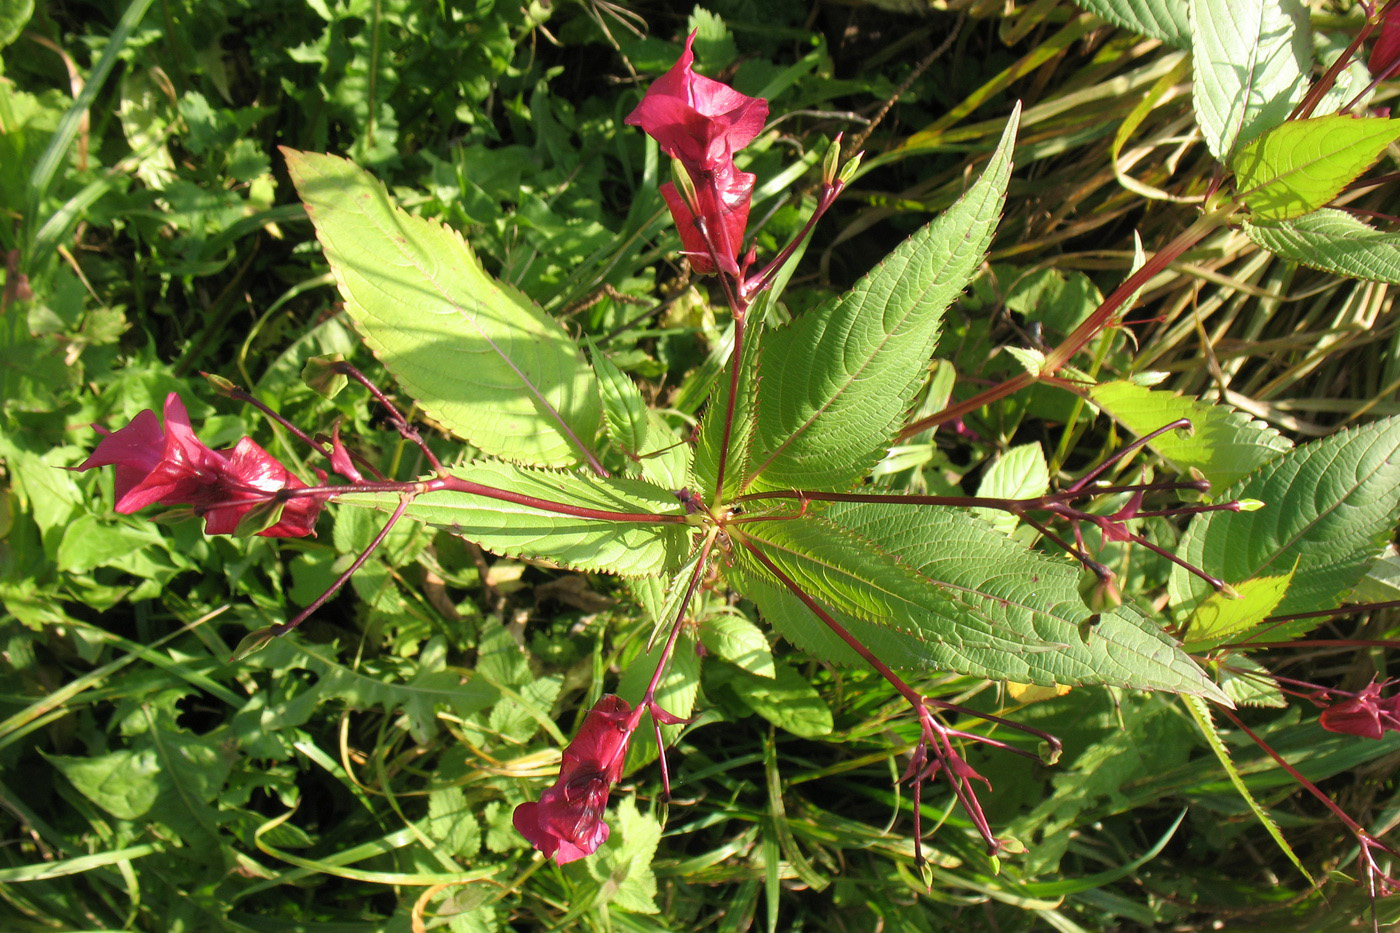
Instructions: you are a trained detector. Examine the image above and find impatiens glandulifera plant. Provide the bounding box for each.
[76,10,1400,900]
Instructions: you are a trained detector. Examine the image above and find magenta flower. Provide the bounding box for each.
[1371,4,1400,79]
[1319,679,1400,740]
[514,695,637,864]
[76,392,325,538]
[626,31,768,275]
[624,32,767,175]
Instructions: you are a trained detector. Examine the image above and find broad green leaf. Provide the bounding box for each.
[973,443,1049,536]
[1182,568,1295,652]
[636,412,692,491]
[591,798,662,914]
[1232,117,1400,222]
[1168,417,1400,626]
[719,661,833,738]
[700,611,776,679]
[0,0,34,51]
[739,106,1019,493]
[1189,0,1310,161]
[283,149,602,468]
[337,462,691,576]
[588,337,649,458]
[734,503,1226,700]
[1074,0,1189,47]
[1244,208,1400,285]
[1091,380,1292,492]
[1350,545,1400,603]
[47,748,161,820]
[1183,695,1312,883]
[1218,656,1287,708]
[619,628,700,773]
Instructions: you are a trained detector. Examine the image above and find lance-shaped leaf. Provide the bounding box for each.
[283,149,602,468]
[694,310,765,501]
[586,337,649,458]
[1244,209,1400,285]
[1168,417,1400,628]
[337,462,691,576]
[733,503,1225,700]
[1189,0,1310,161]
[1076,0,1189,47]
[1232,116,1400,223]
[738,106,1019,493]
[1091,380,1292,492]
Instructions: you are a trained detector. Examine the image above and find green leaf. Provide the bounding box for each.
[695,310,765,501]
[1168,417,1400,627]
[337,462,691,577]
[735,503,1226,700]
[47,748,162,820]
[1091,380,1292,492]
[1183,695,1312,883]
[1189,0,1310,160]
[618,628,700,774]
[722,660,833,738]
[700,611,776,679]
[973,442,1049,536]
[1244,208,1400,285]
[1182,567,1295,652]
[1232,117,1400,222]
[1074,0,1189,47]
[738,106,1019,493]
[1218,656,1287,708]
[588,338,649,457]
[1350,545,1400,603]
[424,787,481,859]
[283,149,601,468]
[591,798,662,914]
[0,0,34,50]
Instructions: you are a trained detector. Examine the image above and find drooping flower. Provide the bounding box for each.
[625,31,768,275]
[76,392,325,538]
[1319,679,1400,740]
[513,694,636,864]
[1370,3,1400,79]
[624,32,767,175]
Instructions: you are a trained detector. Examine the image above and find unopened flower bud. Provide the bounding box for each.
[302,355,350,399]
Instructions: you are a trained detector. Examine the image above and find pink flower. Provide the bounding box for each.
[513,695,636,864]
[624,32,767,175]
[625,31,768,275]
[77,393,325,538]
[1319,679,1400,740]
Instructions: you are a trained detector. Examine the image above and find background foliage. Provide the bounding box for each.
[2,0,1398,930]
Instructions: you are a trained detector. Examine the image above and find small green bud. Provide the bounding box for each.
[233,498,286,537]
[821,134,843,186]
[303,354,350,399]
[669,157,700,212]
[1234,498,1265,512]
[837,149,864,185]
[1078,568,1122,612]
[201,371,239,397]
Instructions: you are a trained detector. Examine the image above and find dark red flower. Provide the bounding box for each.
[1319,679,1400,739]
[1371,4,1400,79]
[513,695,636,864]
[77,393,325,538]
[659,169,755,275]
[625,31,768,276]
[624,32,767,175]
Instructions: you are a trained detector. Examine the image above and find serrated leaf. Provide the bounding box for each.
[699,611,775,678]
[1189,0,1310,161]
[723,660,832,737]
[1075,0,1189,47]
[1183,695,1311,883]
[1183,567,1295,652]
[636,412,692,491]
[1244,208,1400,285]
[1218,656,1287,708]
[591,798,661,914]
[337,462,691,577]
[738,106,1019,493]
[1232,117,1400,222]
[1091,380,1292,491]
[283,149,601,467]
[1168,418,1400,628]
[734,503,1226,700]
[588,338,649,457]
[973,443,1049,536]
